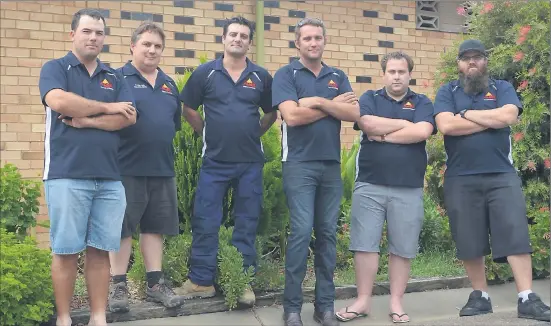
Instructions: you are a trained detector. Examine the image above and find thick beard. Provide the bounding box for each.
[459,67,489,95]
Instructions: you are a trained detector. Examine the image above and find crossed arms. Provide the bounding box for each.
[278,92,360,127]
[358,115,433,144]
[45,89,137,131]
[435,104,519,136]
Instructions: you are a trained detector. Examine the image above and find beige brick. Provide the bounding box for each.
[41,41,66,50]
[195,34,215,43]
[0,1,18,10]
[183,8,204,17]
[98,1,121,10]
[15,20,40,30]
[164,6,184,15]
[32,124,45,133]
[1,76,18,86]
[20,169,43,179]
[1,132,17,142]
[143,4,164,14]
[19,39,43,49]
[194,1,214,10]
[0,151,23,160]
[17,132,43,142]
[16,2,41,12]
[279,2,298,10]
[52,14,72,24]
[7,123,32,132]
[185,25,206,34]
[184,41,205,51]
[120,20,140,28]
[7,44,33,60]
[0,18,15,28]
[4,10,30,20]
[22,151,44,160]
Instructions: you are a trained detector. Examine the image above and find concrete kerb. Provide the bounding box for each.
[47,276,470,325]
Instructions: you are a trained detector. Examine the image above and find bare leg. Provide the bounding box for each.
[85,247,110,326]
[336,252,378,319]
[108,237,132,276]
[52,254,79,326]
[463,256,488,292]
[507,254,533,292]
[389,253,411,322]
[140,233,164,272]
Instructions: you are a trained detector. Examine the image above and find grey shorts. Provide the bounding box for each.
[349,182,424,259]
[444,172,532,263]
[120,176,179,238]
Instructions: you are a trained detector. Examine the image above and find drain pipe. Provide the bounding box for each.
[255,0,265,66]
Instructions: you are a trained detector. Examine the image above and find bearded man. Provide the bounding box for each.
[433,39,550,322]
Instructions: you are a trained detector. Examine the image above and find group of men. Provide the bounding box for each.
[38,8,549,326]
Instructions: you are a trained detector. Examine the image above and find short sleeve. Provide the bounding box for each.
[354,91,376,130]
[271,67,299,109]
[414,95,436,134]
[39,60,67,107]
[260,72,274,113]
[496,80,523,115]
[433,84,456,116]
[179,66,207,111]
[168,80,182,131]
[338,72,353,95]
[359,91,376,117]
[115,73,135,106]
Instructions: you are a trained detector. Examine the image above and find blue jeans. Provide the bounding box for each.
[282,161,343,313]
[45,178,126,254]
[188,157,263,286]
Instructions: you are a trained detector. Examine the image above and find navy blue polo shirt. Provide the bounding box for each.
[434,79,522,176]
[356,88,435,188]
[116,62,181,177]
[272,60,353,162]
[38,51,134,181]
[179,57,273,163]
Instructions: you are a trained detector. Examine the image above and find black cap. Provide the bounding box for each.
[458,39,486,58]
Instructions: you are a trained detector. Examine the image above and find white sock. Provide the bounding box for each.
[518,289,533,303]
[481,291,489,300]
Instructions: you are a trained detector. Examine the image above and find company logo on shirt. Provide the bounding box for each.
[134,84,147,89]
[328,79,338,90]
[161,84,172,94]
[402,101,415,110]
[100,78,114,90]
[243,78,256,89]
[483,92,496,101]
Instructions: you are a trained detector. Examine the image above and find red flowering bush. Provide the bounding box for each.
[429,0,550,280]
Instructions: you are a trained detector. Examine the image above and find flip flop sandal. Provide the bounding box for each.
[335,307,368,322]
[389,312,410,323]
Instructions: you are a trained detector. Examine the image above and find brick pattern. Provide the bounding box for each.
[0,0,459,246]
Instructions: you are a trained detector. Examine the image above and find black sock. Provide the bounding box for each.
[112,274,127,284]
[146,271,163,288]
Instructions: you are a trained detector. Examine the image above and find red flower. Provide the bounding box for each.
[527,161,536,171]
[528,67,537,76]
[544,158,551,169]
[513,51,524,62]
[504,1,511,7]
[517,80,528,91]
[422,80,430,88]
[519,25,532,36]
[456,6,467,15]
[513,132,524,142]
[540,207,550,212]
[481,2,494,14]
[342,223,349,232]
[440,72,448,79]
[516,35,526,45]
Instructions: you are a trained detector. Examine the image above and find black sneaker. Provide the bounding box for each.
[108,282,130,313]
[518,293,550,322]
[146,278,185,308]
[459,290,493,316]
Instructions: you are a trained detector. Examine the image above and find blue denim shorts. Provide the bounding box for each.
[45,178,127,255]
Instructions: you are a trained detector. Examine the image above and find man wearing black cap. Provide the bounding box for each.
[433,39,550,322]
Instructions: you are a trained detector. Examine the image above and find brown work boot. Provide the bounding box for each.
[238,284,256,306]
[173,279,216,299]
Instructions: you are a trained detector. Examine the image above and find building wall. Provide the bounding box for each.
[0,0,459,246]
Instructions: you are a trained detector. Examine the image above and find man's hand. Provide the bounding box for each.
[333,92,358,104]
[61,116,92,129]
[104,102,136,119]
[298,97,322,109]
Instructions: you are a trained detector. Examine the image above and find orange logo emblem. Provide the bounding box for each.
[484,92,496,100]
[100,78,113,89]
[243,78,256,89]
[161,84,172,94]
[403,101,414,109]
[328,79,338,89]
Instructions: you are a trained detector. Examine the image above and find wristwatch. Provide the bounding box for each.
[459,109,468,119]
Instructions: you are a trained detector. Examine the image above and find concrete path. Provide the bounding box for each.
[112,279,550,325]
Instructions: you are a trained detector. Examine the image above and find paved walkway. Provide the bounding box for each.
[112,279,550,325]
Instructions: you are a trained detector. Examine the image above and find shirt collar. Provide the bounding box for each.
[377,87,416,103]
[65,51,110,72]
[122,61,169,83]
[290,59,337,78]
[214,56,261,73]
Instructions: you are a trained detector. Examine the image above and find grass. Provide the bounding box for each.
[303,250,464,287]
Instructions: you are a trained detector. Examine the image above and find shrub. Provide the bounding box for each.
[216,226,254,310]
[418,194,454,254]
[0,164,41,237]
[162,233,193,287]
[432,0,550,279]
[127,240,146,296]
[0,228,53,325]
